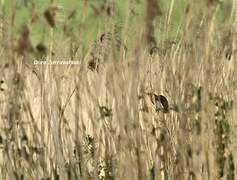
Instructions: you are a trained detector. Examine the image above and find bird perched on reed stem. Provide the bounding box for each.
[148,93,169,113]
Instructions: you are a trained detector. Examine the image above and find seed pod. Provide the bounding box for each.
[44,5,63,27]
[225,49,232,61]
[149,46,160,56]
[100,32,112,42]
[68,9,76,20]
[36,43,48,55]
[44,7,56,27]
[99,106,112,118]
[0,135,3,144]
[15,24,33,55]
[88,58,99,71]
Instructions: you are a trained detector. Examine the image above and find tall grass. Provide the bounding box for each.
[0,0,236,179]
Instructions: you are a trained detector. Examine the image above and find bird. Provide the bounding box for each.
[148,93,169,113]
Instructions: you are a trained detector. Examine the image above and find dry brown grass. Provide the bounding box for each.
[0,0,236,179]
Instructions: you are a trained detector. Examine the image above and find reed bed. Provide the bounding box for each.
[0,0,236,179]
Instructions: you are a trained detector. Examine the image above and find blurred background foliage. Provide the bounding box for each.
[1,0,233,50]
